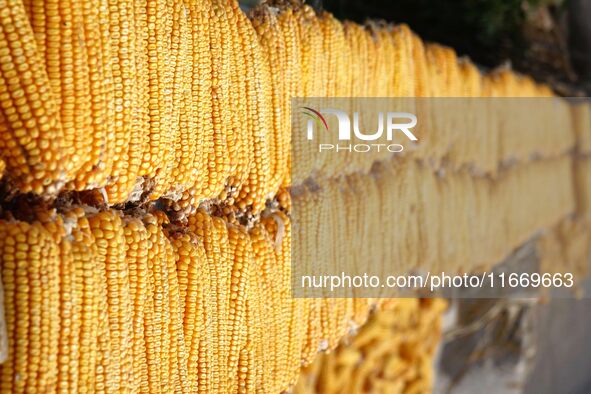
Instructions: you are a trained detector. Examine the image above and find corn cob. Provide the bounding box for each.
[68,0,116,190]
[318,12,341,97]
[94,263,113,393]
[250,4,296,195]
[239,232,263,394]
[23,0,117,191]
[204,0,231,199]
[23,0,94,181]
[171,232,213,393]
[219,1,250,201]
[293,300,447,394]
[140,0,172,194]
[103,0,146,203]
[344,22,369,98]
[260,210,305,388]
[129,214,158,394]
[150,0,187,199]
[248,222,281,392]
[278,6,302,188]
[187,211,231,393]
[62,208,102,393]
[179,0,211,202]
[234,4,274,213]
[0,220,60,393]
[0,0,68,194]
[122,217,150,392]
[88,211,133,393]
[32,209,81,394]
[291,5,325,184]
[294,5,324,97]
[142,213,171,393]
[409,29,430,97]
[170,0,197,195]
[160,214,190,394]
[226,223,254,392]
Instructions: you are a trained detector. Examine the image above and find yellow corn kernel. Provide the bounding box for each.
[343,22,368,97]
[250,6,283,200]
[294,5,325,97]
[291,5,325,184]
[262,211,304,387]
[250,4,297,195]
[124,214,159,394]
[318,12,337,96]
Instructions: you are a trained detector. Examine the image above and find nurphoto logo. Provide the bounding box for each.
[301,107,418,153]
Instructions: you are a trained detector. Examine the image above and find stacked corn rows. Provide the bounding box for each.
[292,157,576,297]
[0,0,574,210]
[293,299,447,394]
[537,103,591,278]
[0,203,406,393]
[0,0,280,212]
